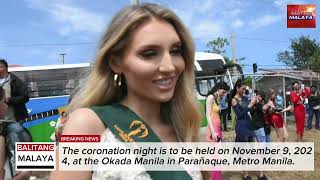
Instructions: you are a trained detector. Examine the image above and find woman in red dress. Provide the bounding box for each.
[263,88,290,142]
[290,82,307,142]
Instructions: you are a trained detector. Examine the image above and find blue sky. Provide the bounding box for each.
[0,0,319,73]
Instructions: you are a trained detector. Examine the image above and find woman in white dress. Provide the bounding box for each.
[50,3,207,180]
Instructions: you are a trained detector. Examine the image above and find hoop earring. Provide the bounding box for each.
[114,73,122,87]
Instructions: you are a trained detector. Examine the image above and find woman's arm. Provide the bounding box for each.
[281,105,293,113]
[206,95,217,140]
[50,108,106,180]
[231,98,249,119]
[248,96,257,109]
[290,91,301,104]
[262,101,270,112]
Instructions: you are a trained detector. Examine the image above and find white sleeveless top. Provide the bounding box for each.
[91,129,203,180]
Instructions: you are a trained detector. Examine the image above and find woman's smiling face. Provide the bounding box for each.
[115,18,185,103]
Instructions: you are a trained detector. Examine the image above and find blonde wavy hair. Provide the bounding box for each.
[69,3,201,142]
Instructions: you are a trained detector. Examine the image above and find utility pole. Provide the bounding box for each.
[252,63,257,90]
[60,53,66,64]
[282,75,287,125]
[231,32,236,64]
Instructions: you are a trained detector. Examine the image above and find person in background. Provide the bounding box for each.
[263,119,272,142]
[290,82,308,142]
[307,85,320,130]
[0,59,31,179]
[276,89,284,108]
[263,89,290,142]
[0,59,30,147]
[250,90,267,142]
[206,81,230,180]
[231,80,264,180]
[0,59,29,122]
[206,81,230,142]
[219,91,229,131]
[248,89,268,180]
[0,87,7,180]
[231,80,255,143]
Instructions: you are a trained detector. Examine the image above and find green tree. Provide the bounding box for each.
[206,37,230,55]
[277,35,320,70]
[206,37,245,66]
[244,76,252,87]
[309,49,320,71]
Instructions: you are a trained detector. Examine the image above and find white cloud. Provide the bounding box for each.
[23,0,286,45]
[221,8,243,19]
[192,21,224,39]
[169,0,249,41]
[194,0,216,14]
[248,14,283,30]
[51,4,105,36]
[25,0,106,36]
[231,19,245,29]
[273,0,305,10]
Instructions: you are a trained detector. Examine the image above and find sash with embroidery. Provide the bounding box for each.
[90,104,193,180]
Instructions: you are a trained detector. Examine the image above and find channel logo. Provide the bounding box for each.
[16,143,56,171]
[287,4,316,28]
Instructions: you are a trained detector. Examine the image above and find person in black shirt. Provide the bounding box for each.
[250,90,267,142]
[249,89,269,180]
[307,85,320,129]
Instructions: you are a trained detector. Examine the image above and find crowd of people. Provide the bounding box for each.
[205,79,320,180]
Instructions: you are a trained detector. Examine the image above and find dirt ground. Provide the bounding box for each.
[220,122,320,180]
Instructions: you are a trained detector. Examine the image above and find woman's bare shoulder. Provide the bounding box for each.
[231,97,238,106]
[206,94,214,102]
[62,108,106,135]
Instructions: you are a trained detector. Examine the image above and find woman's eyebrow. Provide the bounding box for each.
[137,44,160,50]
[137,41,182,50]
[172,41,182,46]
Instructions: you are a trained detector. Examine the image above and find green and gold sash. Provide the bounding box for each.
[90,104,193,180]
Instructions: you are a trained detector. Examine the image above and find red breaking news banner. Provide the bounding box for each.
[59,135,101,142]
[287,4,316,28]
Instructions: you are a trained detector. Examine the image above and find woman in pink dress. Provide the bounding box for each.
[206,81,229,180]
